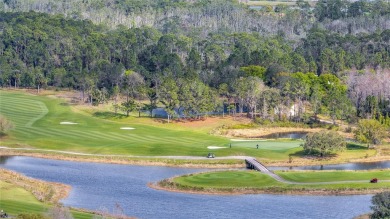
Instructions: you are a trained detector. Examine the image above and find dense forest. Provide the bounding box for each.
[0,0,389,124]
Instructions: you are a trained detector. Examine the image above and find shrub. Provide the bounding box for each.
[0,115,14,135]
[303,130,346,156]
[370,192,390,219]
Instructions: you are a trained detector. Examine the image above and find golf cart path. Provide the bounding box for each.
[1,146,389,185]
[0,146,249,160]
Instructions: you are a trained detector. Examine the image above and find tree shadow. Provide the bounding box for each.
[347,143,368,150]
[289,150,338,160]
[93,112,126,119]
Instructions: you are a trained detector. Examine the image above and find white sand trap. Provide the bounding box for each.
[120,127,135,130]
[207,146,227,149]
[60,121,78,125]
[230,139,266,142]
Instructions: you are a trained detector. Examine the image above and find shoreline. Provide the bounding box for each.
[148,180,389,196]
[0,168,135,219]
[0,168,71,204]
[1,147,390,168]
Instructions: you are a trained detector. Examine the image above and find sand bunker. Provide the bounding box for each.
[60,122,78,125]
[207,146,227,149]
[120,127,135,130]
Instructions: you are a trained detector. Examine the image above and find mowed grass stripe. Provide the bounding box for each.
[161,136,196,144]
[1,96,48,127]
[0,91,233,156]
[108,132,161,143]
[15,128,53,137]
[89,131,135,141]
[16,128,72,139]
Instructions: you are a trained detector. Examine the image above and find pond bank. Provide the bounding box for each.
[2,147,389,168]
[0,168,70,204]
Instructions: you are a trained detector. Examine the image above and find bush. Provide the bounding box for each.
[355,119,387,147]
[303,130,346,156]
[0,115,14,135]
[370,192,390,219]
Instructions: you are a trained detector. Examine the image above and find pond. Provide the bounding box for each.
[0,156,374,219]
[259,132,307,139]
[269,161,390,171]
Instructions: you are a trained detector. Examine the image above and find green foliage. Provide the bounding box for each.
[240,65,266,80]
[355,119,387,146]
[0,115,14,134]
[121,99,138,117]
[370,192,390,219]
[303,130,346,156]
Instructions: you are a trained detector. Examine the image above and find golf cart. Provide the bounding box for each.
[207,153,215,158]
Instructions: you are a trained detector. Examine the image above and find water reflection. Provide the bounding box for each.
[0,156,11,164]
[260,132,307,139]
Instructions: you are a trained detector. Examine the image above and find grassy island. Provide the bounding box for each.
[154,170,390,195]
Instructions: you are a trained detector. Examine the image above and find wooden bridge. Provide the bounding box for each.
[245,158,289,183]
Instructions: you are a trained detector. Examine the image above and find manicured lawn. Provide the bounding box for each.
[0,90,304,158]
[276,170,390,183]
[0,90,229,156]
[170,170,390,192]
[174,171,283,188]
[0,90,374,162]
[0,181,92,219]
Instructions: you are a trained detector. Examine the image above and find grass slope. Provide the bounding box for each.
[0,91,229,156]
[0,90,303,158]
[0,181,92,219]
[0,90,374,163]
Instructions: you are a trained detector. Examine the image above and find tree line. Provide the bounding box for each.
[0,5,389,123]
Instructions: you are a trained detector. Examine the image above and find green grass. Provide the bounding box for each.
[0,90,228,156]
[0,90,303,158]
[0,90,374,163]
[0,181,92,218]
[174,171,283,188]
[276,170,390,183]
[170,170,390,192]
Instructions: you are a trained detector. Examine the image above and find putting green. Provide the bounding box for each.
[175,171,283,188]
[229,140,301,150]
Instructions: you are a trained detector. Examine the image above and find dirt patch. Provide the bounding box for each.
[172,116,252,129]
[222,127,354,139]
[223,127,322,138]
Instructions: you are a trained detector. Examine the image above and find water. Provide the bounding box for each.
[269,161,390,171]
[259,132,307,139]
[0,156,373,219]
